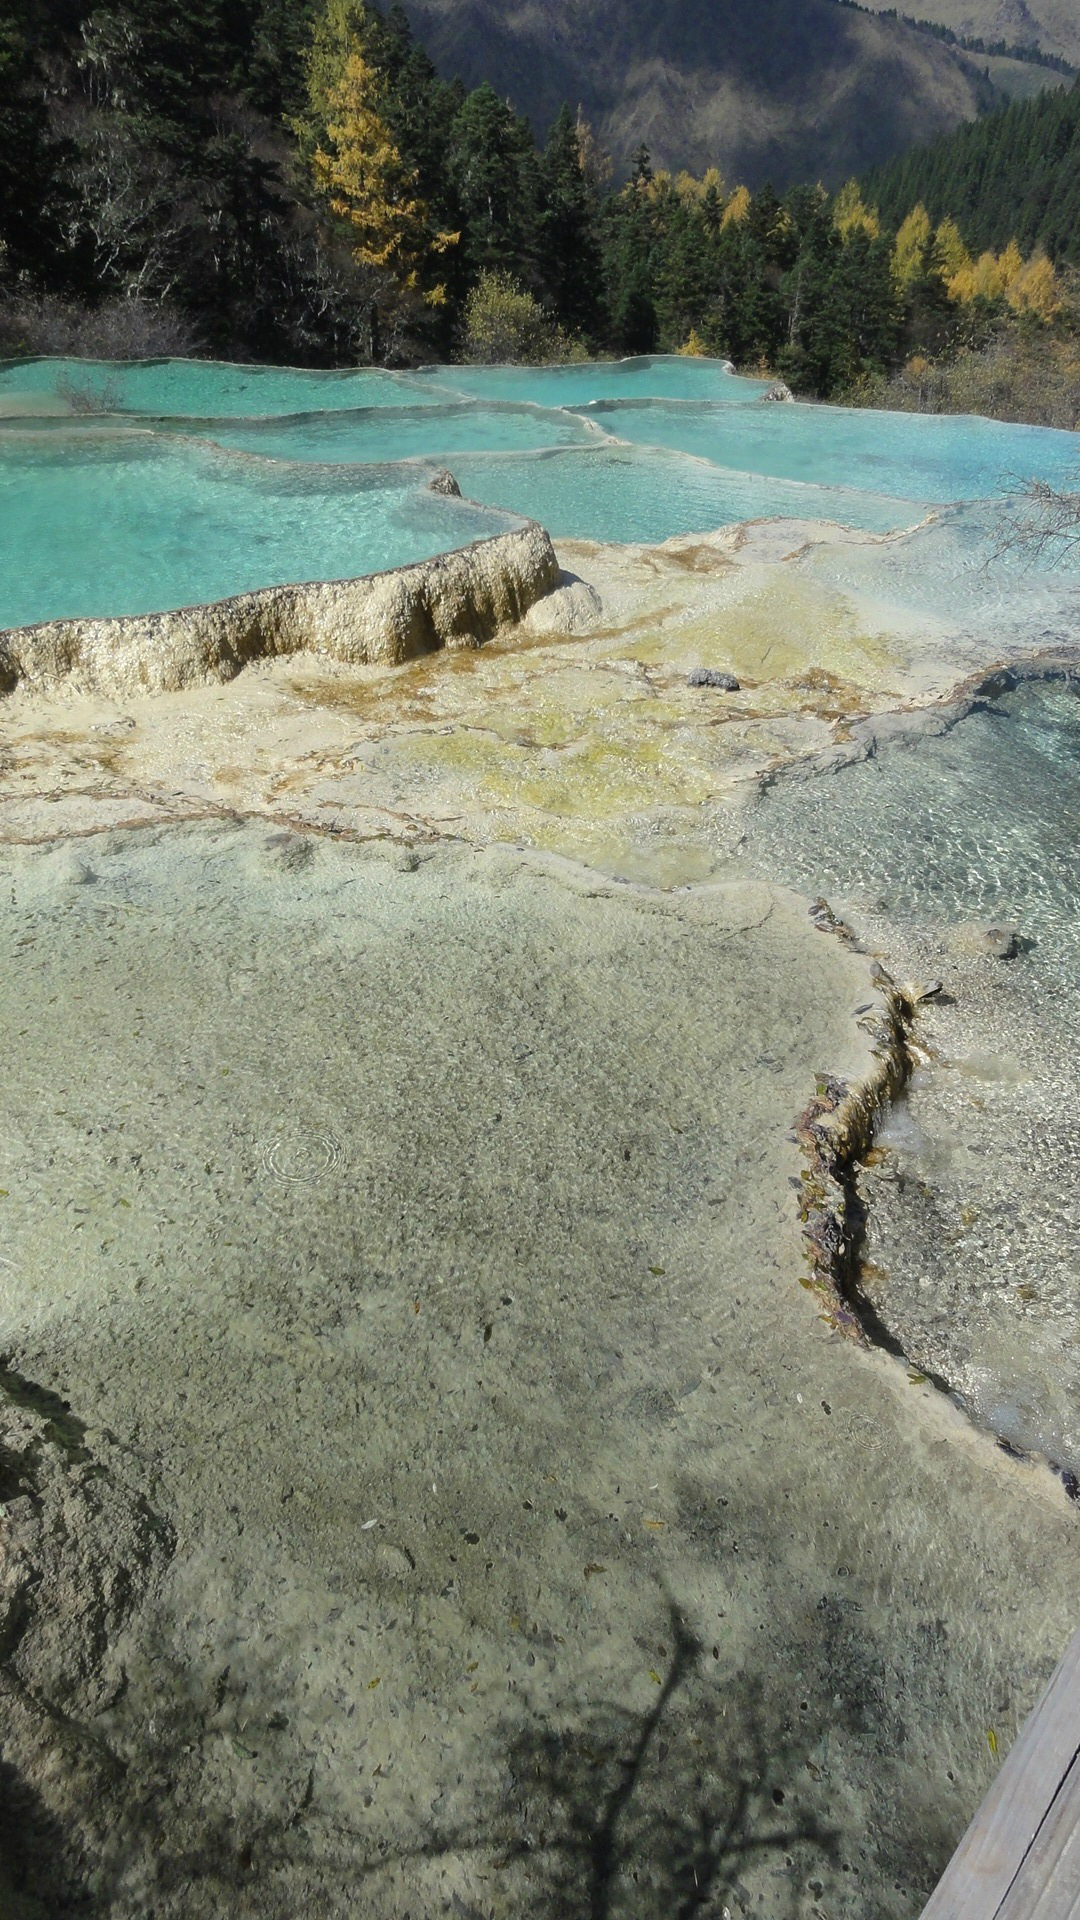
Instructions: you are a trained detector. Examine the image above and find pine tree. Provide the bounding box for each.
[447,81,539,282]
[866,78,1080,267]
[0,13,64,274]
[535,103,602,342]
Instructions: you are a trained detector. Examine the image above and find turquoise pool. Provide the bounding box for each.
[0,435,519,630]
[588,397,1080,505]
[1,352,1078,629]
[446,443,916,540]
[190,400,602,463]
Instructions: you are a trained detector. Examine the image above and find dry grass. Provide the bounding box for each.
[847,321,1080,431]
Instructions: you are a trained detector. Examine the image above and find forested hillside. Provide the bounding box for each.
[0,0,1075,424]
[396,0,995,186]
[865,78,1080,263]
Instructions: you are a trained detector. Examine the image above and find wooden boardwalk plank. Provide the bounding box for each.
[995,1754,1080,1919]
[921,1630,1080,1920]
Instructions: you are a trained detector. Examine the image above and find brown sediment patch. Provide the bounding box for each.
[647,542,735,575]
[790,899,914,1342]
[0,523,559,701]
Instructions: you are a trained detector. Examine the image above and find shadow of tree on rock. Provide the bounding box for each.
[363,1597,840,1920]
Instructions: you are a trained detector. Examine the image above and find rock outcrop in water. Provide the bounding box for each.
[0,523,559,701]
[427,467,463,497]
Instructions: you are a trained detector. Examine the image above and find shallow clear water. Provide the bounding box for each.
[1,350,1077,631]
[747,682,1080,961]
[0,434,516,629]
[448,444,916,541]
[0,352,763,416]
[807,502,1080,629]
[195,400,602,462]
[594,398,1080,504]
[741,681,1080,1475]
[0,356,455,416]
[408,352,769,405]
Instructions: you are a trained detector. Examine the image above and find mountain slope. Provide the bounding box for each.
[858,0,1080,69]
[398,0,998,184]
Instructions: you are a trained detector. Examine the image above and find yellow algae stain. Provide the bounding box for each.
[621,575,900,692]
[382,725,719,823]
[287,674,439,728]
[521,817,721,888]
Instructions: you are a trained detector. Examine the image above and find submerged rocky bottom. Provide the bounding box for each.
[739,679,1080,1483]
[2,821,1077,1919]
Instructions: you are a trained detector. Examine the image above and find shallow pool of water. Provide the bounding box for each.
[593,398,1080,505]
[740,680,1080,1476]
[0,356,454,416]
[196,400,603,463]
[448,444,917,541]
[0,434,518,629]
[409,353,769,406]
[2,352,1077,629]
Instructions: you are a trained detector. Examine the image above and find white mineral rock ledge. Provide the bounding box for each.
[0,521,560,701]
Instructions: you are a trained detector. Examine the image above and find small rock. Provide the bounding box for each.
[376,1543,417,1581]
[525,572,602,635]
[688,668,740,691]
[760,381,794,404]
[984,926,1021,960]
[57,853,97,887]
[427,467,462,497]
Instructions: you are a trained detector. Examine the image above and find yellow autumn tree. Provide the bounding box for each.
[293,0,369,159]
[292,1,456,353]
[722,184,751,228]
[1007,252,1063,322]
[935,217,972,294]
[671,167,726,207]
[642,169,675,206]
[945,236,1060,319]
[948,245,1015,305]
[574,110,613,192]
[997,241,1025,296]
[311,50,455,299]
[892,204,932,293]
[833,179,880,241]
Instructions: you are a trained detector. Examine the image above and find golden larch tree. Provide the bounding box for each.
[892,204,931,293]
[311,49,454,300]
[833,179,880,241]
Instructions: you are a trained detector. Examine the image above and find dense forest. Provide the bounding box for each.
[0,0,1076,412]
[865,76,1080,265]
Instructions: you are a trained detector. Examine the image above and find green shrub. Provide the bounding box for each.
[463,269,585,364]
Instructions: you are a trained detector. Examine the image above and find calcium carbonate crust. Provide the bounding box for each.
[0,522,560,700]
